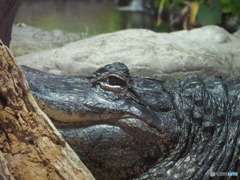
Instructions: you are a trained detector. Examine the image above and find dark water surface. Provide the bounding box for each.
[15,0,167,37]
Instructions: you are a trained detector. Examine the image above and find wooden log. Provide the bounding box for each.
[0,40,95,180]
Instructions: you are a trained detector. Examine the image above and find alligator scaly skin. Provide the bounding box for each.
[136,75,240,179]
[22,63,240,180]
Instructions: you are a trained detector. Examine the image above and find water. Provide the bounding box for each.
[15,0,169,38]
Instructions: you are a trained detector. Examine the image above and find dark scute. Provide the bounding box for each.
[194,99,203,107]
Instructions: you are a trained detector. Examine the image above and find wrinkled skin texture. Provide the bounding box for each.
[22,63,240,180]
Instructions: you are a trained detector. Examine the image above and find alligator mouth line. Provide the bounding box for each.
[37,97,162,141]
[50,113,162,143]
[48,110,137,129]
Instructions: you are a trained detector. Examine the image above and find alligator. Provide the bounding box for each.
[21,62,240,180]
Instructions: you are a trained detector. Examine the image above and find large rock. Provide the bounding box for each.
[16,25,240,80]
[10,24,80,56]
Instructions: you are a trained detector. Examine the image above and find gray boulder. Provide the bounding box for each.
[10,24,80,56]
[16,25,240,80]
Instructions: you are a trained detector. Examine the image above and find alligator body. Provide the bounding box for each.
[21,62,240,180]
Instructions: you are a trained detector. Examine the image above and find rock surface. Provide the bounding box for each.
[16,25,240,80]
[10,24,80,56]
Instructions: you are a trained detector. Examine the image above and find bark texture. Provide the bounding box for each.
[0,40,95,180]
[0,0,21,47]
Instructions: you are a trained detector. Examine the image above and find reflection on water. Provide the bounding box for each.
[15,0,168,37]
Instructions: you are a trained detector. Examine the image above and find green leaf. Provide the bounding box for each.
[197,0,222,25]
[229,0,240,17]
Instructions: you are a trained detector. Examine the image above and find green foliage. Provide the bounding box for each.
[197,0,222,25]
[221,0,240,17]
[153,0,240,26]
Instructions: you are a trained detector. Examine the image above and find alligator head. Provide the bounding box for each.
[21,62,240,180]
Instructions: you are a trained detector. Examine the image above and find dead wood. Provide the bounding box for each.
[0,40,95,180]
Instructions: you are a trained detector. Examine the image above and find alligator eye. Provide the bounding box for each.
[97,74,128,93]
[108,76,127,87]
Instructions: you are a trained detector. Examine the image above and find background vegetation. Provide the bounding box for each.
[152,0,240,32]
